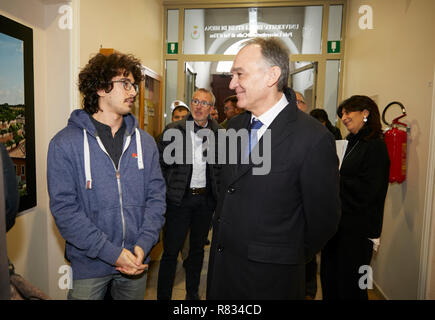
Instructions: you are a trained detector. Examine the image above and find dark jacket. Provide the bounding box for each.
[157,113,222,207]
[47,110,166,280]
[339,126,390,238]
[1,144,19,232]
[207,88,341,300]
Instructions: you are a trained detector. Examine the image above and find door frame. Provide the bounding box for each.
[289,61,319,110]
[419,66,435,299]
[162,0,347,128]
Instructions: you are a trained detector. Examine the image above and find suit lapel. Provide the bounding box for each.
[230,102,297,183]
[229,112,251,180]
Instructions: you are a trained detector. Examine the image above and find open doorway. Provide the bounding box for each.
[211,74,235,123]
[182,61,235,124]
[289,62,318,113]
[185,63,196,107]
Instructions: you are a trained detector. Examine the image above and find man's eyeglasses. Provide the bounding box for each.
[111,79,139,93]
[296,99,306,105]
[191,98,212,107]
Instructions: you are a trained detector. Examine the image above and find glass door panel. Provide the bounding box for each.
[183,6,323,55]
[290,62,318,113]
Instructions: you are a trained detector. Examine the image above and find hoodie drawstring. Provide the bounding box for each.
[135,128,144,170]
[83,128,144,189]
[83,129,92,189]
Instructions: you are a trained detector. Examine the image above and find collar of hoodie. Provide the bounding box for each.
[71,109,144,190]
[83,127,144,189]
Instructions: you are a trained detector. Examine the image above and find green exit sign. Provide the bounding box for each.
[327,41,341,53]
[167,42,178,54]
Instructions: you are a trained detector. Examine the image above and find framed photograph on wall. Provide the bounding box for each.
[0,15,36,213]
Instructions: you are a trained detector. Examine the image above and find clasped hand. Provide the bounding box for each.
[115,246,148,276]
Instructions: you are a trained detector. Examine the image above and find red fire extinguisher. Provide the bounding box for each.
[382,102,408,183]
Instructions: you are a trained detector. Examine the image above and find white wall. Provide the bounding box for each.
[343,0,435,299]
[80,0,163,74]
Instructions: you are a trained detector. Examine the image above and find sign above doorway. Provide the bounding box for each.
[167,42,178,54]
[327,40,341,53]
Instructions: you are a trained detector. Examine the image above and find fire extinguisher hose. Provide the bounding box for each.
[382,102,407,127]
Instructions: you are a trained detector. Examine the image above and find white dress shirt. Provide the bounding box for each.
[251,93,289,141]
[189,122,208,188]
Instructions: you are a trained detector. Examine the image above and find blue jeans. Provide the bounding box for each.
[68,272,148,300]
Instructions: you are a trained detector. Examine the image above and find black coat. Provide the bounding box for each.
[338,127,390,238]
[157,114,222,207]
[206,88,341,299]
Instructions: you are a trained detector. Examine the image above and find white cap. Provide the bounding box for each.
[170,100,190,113]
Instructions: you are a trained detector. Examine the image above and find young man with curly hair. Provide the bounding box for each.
[47,52,166,300]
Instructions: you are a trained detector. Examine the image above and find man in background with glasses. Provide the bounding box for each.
[157,88,221,300]
[47,52,166,299]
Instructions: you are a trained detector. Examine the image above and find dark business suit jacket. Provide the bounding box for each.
[206,88,341,300]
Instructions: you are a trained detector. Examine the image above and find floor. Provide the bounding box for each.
[143,232,385,300]
[143,235,209,300]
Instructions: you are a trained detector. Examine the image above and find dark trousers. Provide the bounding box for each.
[157,192,214,300]
[305,255,318,298]
[320,229,374,300]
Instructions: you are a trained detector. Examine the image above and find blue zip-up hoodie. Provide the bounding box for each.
[47,109,166,280]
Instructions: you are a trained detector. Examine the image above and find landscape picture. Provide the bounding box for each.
[0,15,36,212]
[0,32,26,195]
